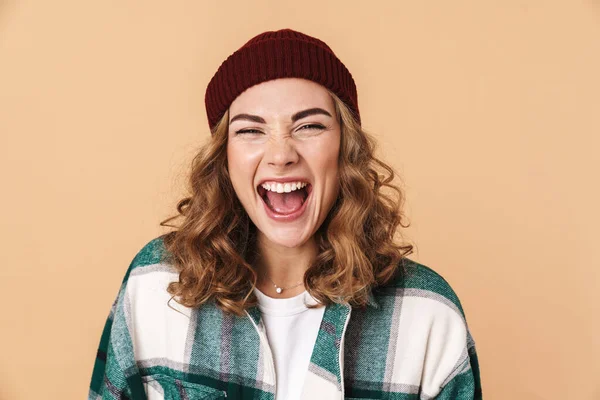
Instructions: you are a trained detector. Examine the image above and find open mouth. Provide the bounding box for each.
[257,183,312,215]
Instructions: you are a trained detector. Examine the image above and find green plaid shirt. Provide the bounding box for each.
[89,236,482,399]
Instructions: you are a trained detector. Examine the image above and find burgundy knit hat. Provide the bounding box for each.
[204,28,360,132]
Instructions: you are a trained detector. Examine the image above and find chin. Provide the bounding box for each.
[260,228,312,248]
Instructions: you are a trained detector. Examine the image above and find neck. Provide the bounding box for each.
[253,233,317,298]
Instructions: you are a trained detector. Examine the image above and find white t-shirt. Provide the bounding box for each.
[253,287,326,400]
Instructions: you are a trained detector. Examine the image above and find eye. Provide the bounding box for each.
[235,128,263,135]
[298,124,325,131]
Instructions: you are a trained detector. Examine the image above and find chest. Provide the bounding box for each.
[132,294,434,399]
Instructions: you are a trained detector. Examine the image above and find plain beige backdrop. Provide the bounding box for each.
[1,1,599,399]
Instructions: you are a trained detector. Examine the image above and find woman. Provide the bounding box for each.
[89,28,482,400]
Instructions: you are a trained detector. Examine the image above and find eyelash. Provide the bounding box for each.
[236,124,325,135]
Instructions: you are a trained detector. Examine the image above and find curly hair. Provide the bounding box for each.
[160,90,414,316]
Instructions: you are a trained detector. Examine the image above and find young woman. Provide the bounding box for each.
[89,28,482,400]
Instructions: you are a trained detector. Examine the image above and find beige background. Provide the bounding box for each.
[1,1,598,399]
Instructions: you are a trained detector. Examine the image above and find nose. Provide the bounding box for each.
[264,135,299,168]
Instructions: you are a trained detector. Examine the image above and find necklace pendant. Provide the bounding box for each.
[276,287,283,294]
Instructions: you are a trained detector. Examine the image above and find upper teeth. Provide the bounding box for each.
[261,181,308,193]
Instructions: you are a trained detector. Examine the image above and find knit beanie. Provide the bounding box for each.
[204,28,360,132]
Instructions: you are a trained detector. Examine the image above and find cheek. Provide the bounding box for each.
[226,147,246,194]
[304,133,340,168]
[303,140,340,200]
[227,145,260,196]
[321,138,341,197]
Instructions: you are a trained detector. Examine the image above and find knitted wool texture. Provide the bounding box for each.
[204,28,361,132]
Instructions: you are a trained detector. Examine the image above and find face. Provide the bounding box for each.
[227,78,341,249]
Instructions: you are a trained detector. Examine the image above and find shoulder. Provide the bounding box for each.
[374,257,470,321]
[121,234,174,276]
[128,235,171,271]
[375,258,475,351]
[371,259,478,394]
[111,236,194,362]
[118,234,179,296]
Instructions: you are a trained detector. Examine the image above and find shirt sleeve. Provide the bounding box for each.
[434,328,483,400]
[88,254,147,400]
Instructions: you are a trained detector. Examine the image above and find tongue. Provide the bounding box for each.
[265,190,305,214]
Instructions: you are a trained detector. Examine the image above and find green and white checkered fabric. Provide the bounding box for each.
[89,236,482,399]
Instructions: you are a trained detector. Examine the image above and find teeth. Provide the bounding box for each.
[261,181,308,193]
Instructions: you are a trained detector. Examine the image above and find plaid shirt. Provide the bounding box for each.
[89,236,482,399]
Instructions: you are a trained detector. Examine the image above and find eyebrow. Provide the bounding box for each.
[229,107,332,125]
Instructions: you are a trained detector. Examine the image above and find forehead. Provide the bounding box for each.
[228,78,334,118]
